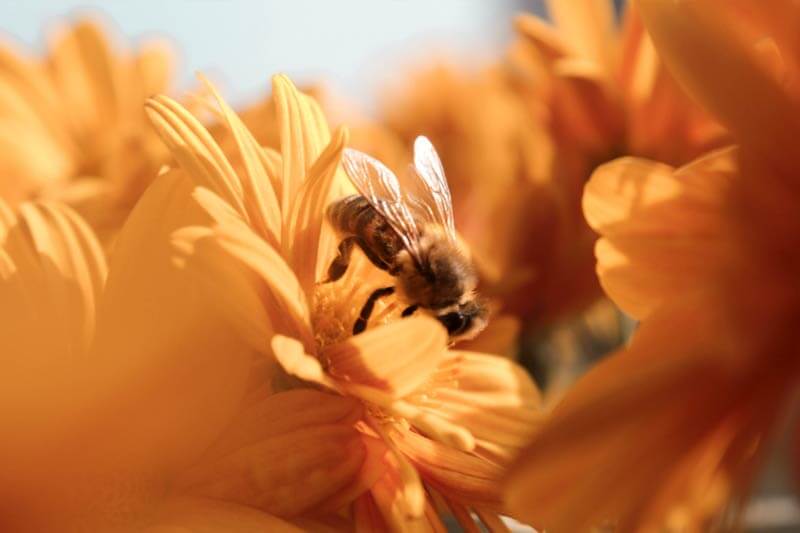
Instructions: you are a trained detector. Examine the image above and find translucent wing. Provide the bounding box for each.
[340,148,424,260]
[409,136,456,239]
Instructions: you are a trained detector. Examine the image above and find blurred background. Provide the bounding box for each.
[1,0,544,109]
[1,1,796,531]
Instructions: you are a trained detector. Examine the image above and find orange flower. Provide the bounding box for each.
[145,73,543,530]
[506,1,800,530]
[0,17,173,244]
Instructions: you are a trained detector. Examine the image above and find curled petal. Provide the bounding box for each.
[271,334,339,390]
[584,148,737,319]
[504,292,779,531]
[416,351,542,463]
[323,316,447,398]
[392,427,505,510]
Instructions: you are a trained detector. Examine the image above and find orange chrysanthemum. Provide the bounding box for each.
[144,73,543,530]
[0,17,173,244]
[0,86,372,531]
[505,1,800,530]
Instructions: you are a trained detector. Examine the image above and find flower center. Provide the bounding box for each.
[311,280,402,351]
[311,283,353,349]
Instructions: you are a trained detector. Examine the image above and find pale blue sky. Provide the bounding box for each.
[0,1,545,110]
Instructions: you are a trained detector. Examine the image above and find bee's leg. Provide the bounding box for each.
[325,236,358,283]
[401,304,419,317]
[353,286,395,334]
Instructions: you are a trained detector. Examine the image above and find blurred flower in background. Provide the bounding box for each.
[506,0,800,531]
[0,18,174,245]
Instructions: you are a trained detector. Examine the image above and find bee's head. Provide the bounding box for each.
[435,298,488,342]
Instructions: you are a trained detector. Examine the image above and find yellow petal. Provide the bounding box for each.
[177,389,370,517]
[4,200,106,356]
[90,170,253,476]
[637,0,800,165]
[323,316,447,398]
[173,226,274,352]
[272,74,331,236]
[367,422,427,525]
[198,74,282,248]
[584,148,737,319]
[504,292,772,531]
[419,351,542,462]
[175,196,314,351]
[271,334,339,389]
[392,426,504,509]
[287,125,348,291]
[145,94,249,222]
[146,497,303,533]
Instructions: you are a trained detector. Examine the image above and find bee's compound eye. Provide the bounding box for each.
[437,312,471,336]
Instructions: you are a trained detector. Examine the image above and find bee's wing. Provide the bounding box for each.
[408,136,457,240]
[341,148,424,260]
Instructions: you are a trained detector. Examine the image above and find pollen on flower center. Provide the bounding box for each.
[311,280,402,350]
[311,283,353,349]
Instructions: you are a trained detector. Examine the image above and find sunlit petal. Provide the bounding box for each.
[323,316,447,398]
[584,148,737,319]
[273,74,331,235]
[90,170,253,476]
[286,125,348,291]
[199,74,281,248]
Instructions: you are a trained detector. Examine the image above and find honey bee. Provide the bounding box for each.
[326,136,487,341]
